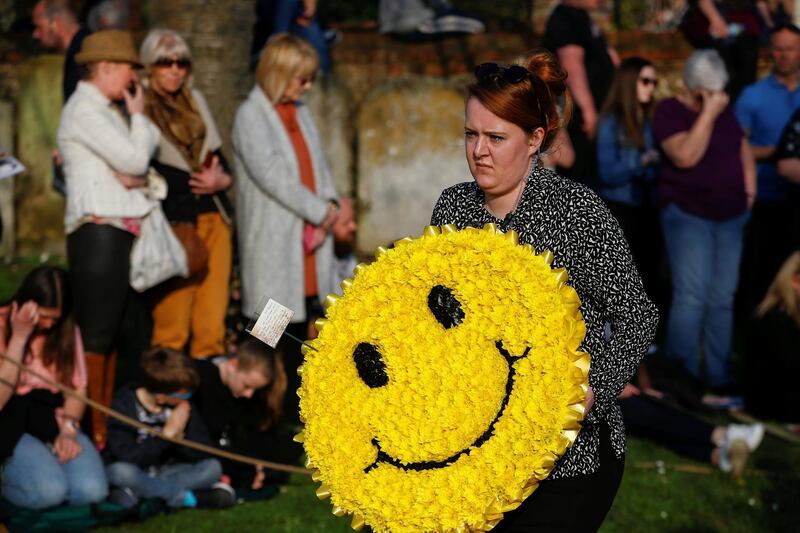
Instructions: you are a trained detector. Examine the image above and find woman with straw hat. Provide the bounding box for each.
[57,29,160,445]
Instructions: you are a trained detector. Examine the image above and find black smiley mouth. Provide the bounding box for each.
[363,341,531,473]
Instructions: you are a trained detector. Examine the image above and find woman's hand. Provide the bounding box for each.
[618,383,640,399]
[113,170,146,189]
[163,401,191,439]
[251,466,265,490]
[189,156,232,195]
[53,433,82,463]
[123,82,145,115]
[700,90,729,120]
[585,386,595,413]
[10,301,38,340]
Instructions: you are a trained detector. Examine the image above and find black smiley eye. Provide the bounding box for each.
[428,285,465,329]
[353,343,389,388]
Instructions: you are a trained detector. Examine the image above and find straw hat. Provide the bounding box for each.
[75,30,141,67]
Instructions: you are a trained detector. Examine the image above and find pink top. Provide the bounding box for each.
[0,307,88,394]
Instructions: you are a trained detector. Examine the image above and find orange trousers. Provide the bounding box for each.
[151,212,232,358]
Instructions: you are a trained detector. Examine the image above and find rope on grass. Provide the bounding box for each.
[0,352,311,475]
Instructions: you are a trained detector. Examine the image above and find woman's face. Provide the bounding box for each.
[636,65,657,105]
[280,68,315,103]
[149,55,190,95]
[227,362,270,399]
[35,306,61,332]
[101,61,139,100]
[464,97,538,200]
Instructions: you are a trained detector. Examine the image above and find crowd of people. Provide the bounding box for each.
[0,0,798,528]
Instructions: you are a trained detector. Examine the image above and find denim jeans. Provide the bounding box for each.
[106,458,222,508]
[661,203,749,386]
[273,0,331,72]
[1,433,108,510]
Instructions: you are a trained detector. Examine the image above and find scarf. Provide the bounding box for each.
[144,86,207,171]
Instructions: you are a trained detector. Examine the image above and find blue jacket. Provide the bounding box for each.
[596,115,657,207]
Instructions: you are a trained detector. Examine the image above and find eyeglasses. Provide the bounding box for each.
[167,391,193,400]
[474,63,531,84]
[638,77,658,87]
[154,57,191,69]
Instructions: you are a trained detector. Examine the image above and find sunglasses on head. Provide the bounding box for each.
[474,63,531,84]
[638,77,658,87]
[154,57,191,69]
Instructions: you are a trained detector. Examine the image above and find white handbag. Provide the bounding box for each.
[129,172,188,292]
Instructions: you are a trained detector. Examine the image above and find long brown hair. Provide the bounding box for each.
[601,57,656,150]
[5,267,76,387]
[235,339,287,431]
[468,49,571,154]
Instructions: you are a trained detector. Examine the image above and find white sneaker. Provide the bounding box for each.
[726,423,764,452]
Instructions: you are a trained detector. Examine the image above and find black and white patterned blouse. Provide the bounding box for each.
[431,165,659,479]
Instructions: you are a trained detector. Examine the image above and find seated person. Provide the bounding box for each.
[192,339,298,489]
[620,365,764,479]
[105,347,235,509]
[0,267,107,510]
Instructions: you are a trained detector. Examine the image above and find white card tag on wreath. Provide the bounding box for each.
[247,298,295,348]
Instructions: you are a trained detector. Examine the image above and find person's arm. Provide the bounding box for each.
[557,45,598,138]
[699,0,729,38]
[232,106,329,225]
[0,302,37,410]
[70,100,159,177]
[777,157,800,183]
[566,195,659,423]
[660,92,728,168]
[742,139,758,208]
[596,117,647,186]
[106,390,172,467]
[735,92,775,161]
[541,128,575,169]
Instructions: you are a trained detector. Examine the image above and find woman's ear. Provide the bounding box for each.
[528,127,545,157]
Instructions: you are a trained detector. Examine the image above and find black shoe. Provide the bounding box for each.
[194,483,236,509]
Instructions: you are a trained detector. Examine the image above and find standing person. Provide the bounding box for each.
[139,29,234,359]
[32,0,91,195]
[430,51,659,531]
[596,57,664,312]
[735,23,800,312]
[32,0,91,101]
[543,0,618,190]
[0,267,107,510]
[57,30,160,444]
[680,0,762,99]
[653,50,757,394]
[232,33,340,425]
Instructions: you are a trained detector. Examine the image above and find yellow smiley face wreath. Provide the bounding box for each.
[297,224,589,532]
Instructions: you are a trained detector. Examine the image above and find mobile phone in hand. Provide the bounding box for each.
[203,152,215,169]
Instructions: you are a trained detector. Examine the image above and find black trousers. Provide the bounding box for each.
[67,223,134,354]
[493,423,625,532]
[620,395,714,463]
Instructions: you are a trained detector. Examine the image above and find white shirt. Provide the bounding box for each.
[58,81,160,233]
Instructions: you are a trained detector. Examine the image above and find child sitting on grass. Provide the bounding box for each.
[192,338,298,490]
[105,346,235,509]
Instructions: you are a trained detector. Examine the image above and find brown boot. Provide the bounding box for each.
[84,351,116,446]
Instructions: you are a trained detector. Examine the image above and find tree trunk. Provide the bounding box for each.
[146,0,255,161]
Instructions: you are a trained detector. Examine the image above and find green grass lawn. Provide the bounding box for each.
[3,258,798,532]
[92,430,799,533]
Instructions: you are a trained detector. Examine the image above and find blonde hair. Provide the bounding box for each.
[140,28,192,68]
[255,33,319,104]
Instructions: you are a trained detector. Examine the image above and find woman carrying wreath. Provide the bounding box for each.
[430,50,659,531]
[139,29,234,359]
